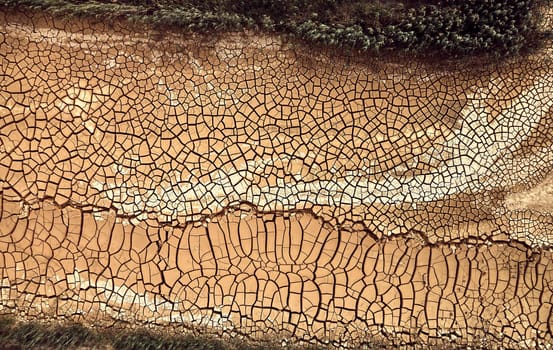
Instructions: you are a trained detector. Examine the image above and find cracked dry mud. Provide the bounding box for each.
[1,10,553,349]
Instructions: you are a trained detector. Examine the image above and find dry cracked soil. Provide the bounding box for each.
[1,9,553,349]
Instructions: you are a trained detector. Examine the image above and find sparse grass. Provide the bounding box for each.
[0,0,551,58]
[0,314,326,350]
[0,314,530,349]
[0,316,100,349]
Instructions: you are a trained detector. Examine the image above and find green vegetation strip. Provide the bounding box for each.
[0,314,492,349]
[1,0,551,57]
[0,314,329,350]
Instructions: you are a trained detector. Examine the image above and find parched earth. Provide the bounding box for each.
[1,10,553,349]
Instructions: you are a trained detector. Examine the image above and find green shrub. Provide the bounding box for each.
[1,0,551,57]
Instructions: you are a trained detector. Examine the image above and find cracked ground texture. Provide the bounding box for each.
[1,9,553,349]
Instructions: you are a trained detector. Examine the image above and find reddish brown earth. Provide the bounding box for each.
[1,10,553,349]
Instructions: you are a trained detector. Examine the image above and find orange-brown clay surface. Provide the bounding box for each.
[1,10,553,349]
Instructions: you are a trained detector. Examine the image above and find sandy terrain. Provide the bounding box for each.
[1,10,553,348]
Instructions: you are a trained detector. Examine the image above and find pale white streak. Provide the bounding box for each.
[69,271,234,329]
[256,77,552,206]
[92,77,552,223]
